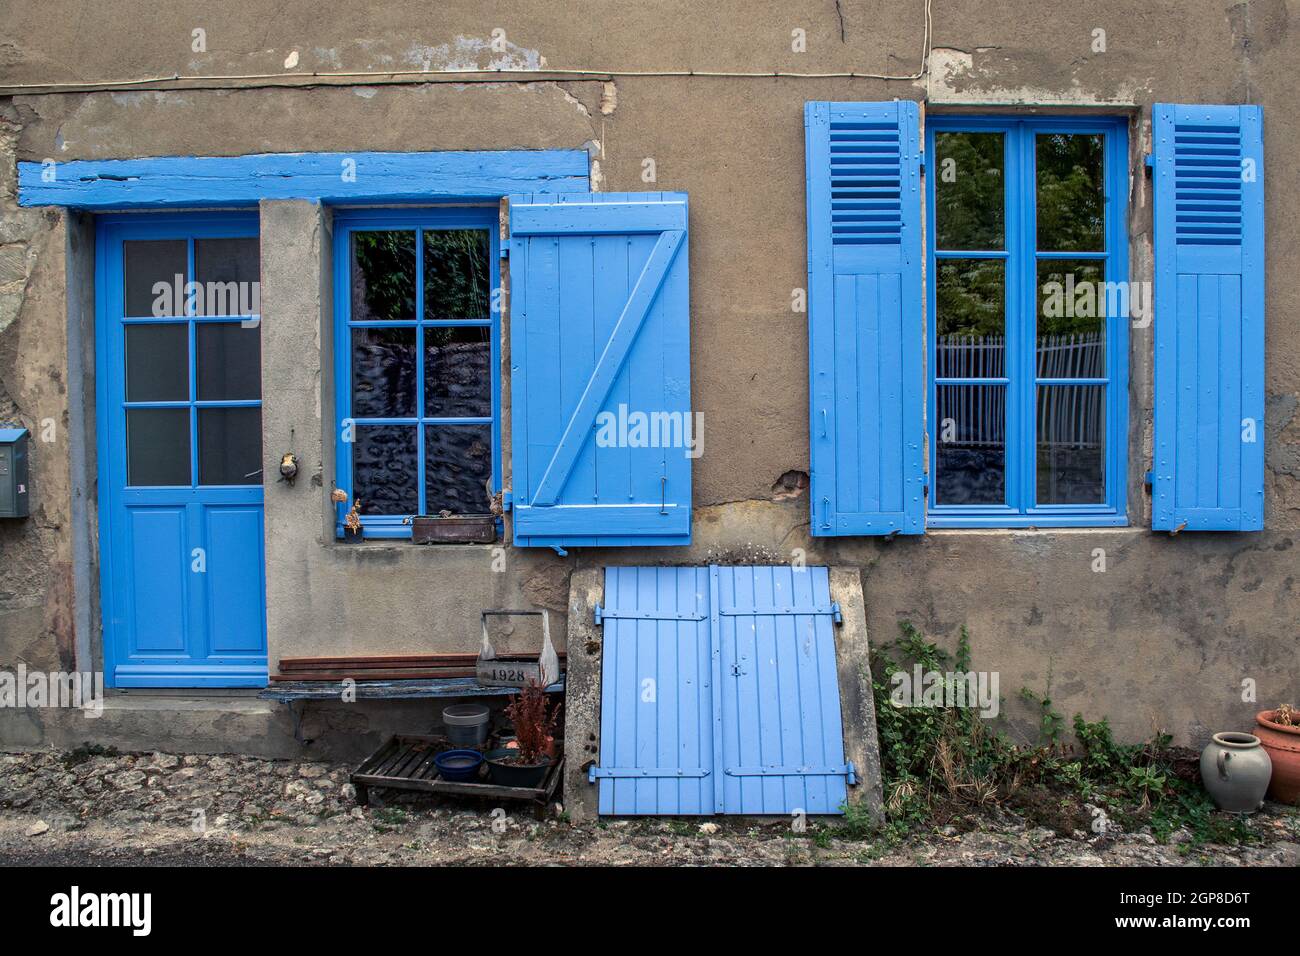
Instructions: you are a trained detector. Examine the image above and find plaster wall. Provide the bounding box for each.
[0,0,1296,750]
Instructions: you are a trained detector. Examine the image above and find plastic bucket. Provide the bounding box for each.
[442,703,491,747]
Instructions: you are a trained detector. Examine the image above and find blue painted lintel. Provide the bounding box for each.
[19,150,591,209]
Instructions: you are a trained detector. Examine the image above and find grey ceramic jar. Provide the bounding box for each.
[1200,732,1272,813]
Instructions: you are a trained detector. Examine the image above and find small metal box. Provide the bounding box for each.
[0,427,30,518]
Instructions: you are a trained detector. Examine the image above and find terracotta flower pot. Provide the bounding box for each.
[1256,710,1300,804]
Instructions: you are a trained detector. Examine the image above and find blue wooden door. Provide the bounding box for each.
[97,214,268,687]
[593,565,853,815]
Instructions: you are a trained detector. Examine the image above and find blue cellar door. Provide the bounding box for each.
[592,566,853,815]
[97,215,269,687]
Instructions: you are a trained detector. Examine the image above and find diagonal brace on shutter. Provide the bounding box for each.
[531,228,685,507]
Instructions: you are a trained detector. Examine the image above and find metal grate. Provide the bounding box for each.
[829,120,903,245]
[1173,123,1244,246]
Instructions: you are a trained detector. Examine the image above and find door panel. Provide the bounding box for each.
[126,507,189,653]
[205,507,266,653]
[97,214,268,687]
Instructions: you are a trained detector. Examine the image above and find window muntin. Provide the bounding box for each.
[334,210,500,538]
[120,232,263,489]
[926,118,1128,527]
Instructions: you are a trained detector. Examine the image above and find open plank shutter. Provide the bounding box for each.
[508,192,691,548]
[1152,104,1265,531]
[805,101,925,536]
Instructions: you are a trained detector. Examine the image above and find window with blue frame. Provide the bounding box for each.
[333,208,500,539]
[925,116,1129,527]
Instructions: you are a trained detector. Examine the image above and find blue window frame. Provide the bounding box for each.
[925,116,1130,528]
[332,207,501,539]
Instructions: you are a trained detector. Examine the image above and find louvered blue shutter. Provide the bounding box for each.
[805,101,925,536]
[508,192,691,548]
[1152,105,1265,531]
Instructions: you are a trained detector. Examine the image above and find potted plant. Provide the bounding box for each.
[486,681,561,788]
[1256,704,1300,804]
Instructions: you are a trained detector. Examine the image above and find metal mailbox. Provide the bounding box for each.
[0,427,29,519]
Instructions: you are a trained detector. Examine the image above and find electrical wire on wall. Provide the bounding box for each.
[0,0,932,96]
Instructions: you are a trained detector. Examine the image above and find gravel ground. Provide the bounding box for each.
[2,749,1297,867]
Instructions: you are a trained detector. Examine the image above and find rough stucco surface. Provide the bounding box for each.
[0,0,1297,751]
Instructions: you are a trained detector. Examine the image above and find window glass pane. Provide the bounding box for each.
[1036,260,1105,377]
[935,259,1005,378]
[424,326,491,418]
[934,132,1005,250]
[935,384,1005,505]
[1036,133,1105,252]
[424,229,490,319]
[351,327,416,418]
[197,322,261,400]
[195,238,260,315]
[425,424,493,515]
[126,408,191,486]
[124,240,187,316]
[354,425,418,516]
[198,407,262,485]
[1037,385,1105,504]
[351,231,416,321]
[125,324,189,401]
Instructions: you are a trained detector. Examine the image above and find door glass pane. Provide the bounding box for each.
[424,229,491,319]
[425,424,493,515]
[351,327,416,418]
[351,231,416,321]
[125,324,189,401]
[198,407,262,485]
[1037,385,1105,504]
[424,326,491,418]
[124,240,187,317]
[935,384,1005,505]
[197,322,261,400]
[126,408,191,486]
[354,425,418,515]
[195,238,260,316]
[935,259,1005,378]
[933,132,1005,250]
[1036,133,1105,252]
[1036,260,1105,377]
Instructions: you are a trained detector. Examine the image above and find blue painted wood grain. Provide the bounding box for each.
[805,101,925,535]
[509,192,691,548]
[20,150,590,208]
[596,565,849,816]
[1152,104,1264,531]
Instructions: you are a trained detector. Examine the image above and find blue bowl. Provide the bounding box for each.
[434,749,484,782]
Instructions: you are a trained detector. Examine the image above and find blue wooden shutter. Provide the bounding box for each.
[509,193,691,548]
[593,565,852,816]
[1152,105,1265,531]
[805,101,925,536]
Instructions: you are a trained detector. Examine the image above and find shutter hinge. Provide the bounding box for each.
[1144,154,1155,172]
[832,601,843,625]
[501,489,513,512]
[594,603,604,626]
[500,245,510,259]
[1143,471,1153,488]
[589,766,710,782]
